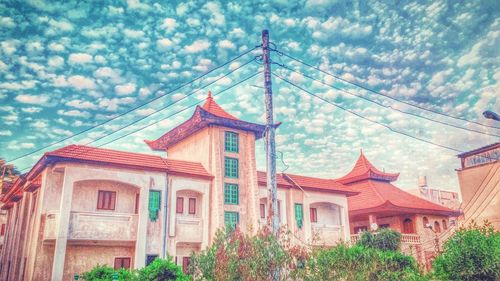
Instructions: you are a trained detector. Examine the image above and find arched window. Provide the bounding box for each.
[442,219,448,230]
[423,217,429,227]
[403,218,415,233]
[434,221,441,233]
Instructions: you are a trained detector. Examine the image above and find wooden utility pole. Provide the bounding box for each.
[262,30,279,236]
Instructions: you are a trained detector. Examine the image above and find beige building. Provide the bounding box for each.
[0,93,356,281]
[408,176,461,211]
[456,142,500,229]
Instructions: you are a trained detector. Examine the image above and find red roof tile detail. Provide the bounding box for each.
[347,180,460,216]
[46,145,212,179]
[336,151,399,184]
[202,91,239,120]
[257,171,358,195]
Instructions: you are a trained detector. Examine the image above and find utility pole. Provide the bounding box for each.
[262,30,279,237]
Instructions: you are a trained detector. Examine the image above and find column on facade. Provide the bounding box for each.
[368,214,377,230]
[51,169,74,281]
[339,206,349,240]
[134,184,150,269]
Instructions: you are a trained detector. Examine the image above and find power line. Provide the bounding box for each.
[19,70,263,172]
[272,72,465,153]
[275,50,500,130]
[7,45,261,163]
[274,63,500,138]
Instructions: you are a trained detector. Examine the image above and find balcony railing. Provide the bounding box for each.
[350,233,421,245]
[311,224,344,246]
[176,217,203,243]
[43,211,138,242]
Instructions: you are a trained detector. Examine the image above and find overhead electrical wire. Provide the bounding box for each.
[6,45,261,163]
[274,63,500,138]
[18,70,263,172]
[274,50,500,130]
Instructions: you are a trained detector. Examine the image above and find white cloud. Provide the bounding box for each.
[123,29,145,39]
[32,120,48,129]
[0,17,15,28]
[48,56,64,68]
[48,18,74,32]
[15,94,50,105]
[160,18,177,32]
[157,38,173,51]
[0,130,12,136]
[57,109,91,118]
[218,39,235,49]
[67,75,97,90]
[68,53,93,64]
[66,99,97,110]
[48,42,65,52]
[184,39,211,53]
[21,107,42,113]
[115,83,136,95]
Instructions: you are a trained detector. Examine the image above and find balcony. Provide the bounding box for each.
[311,224,344,246]
[350,233,421,245]
[175,217,203,243]
[43,211,138,242]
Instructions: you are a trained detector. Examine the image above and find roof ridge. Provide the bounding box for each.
[366,180,387,203]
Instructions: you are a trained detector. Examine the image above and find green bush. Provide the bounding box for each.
[138,257,189,281]
[358,228,402,251]
[81,265,136,281]
[432,221,500,281]
[296,244,425,281]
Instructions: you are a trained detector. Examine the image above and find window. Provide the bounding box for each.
[310,208,317,223]
[442,219,448,230]
[224,183,239,205]
[224,211,239,228]
[224,157,239,178]
[146,255,158,266]
[114,257,131,270]
[260,204,265,219]
[295,204,303,229]
[97,190,116,210]
[354,226,367,233]
[134,193,140,214]
[380,224,390,229]
[224,131,239,153]
[434,221,441,233]
[0,224,5,236]
[423,217,429,227]
[182,257,190,274]
[148,191,161,221]
[176,197,184,214]
[403,218,414,233]
[188,198,196,214]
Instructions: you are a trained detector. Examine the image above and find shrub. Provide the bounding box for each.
[138,257,189,281]
[81,265,136,281]
[358,228,402,251]
[297,244,425,281]
[432,221,500,281]
[188,227,308,281]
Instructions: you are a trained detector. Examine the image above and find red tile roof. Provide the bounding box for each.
[257,171,358,195]
[336,151,399,184]
[347,180,460,216]
[202,91,239,120]
[46,145,212,179]
[145,92,266,151]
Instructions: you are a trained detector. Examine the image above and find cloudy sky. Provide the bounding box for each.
[0,0,498,192]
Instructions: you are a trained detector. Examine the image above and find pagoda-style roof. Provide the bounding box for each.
[340,151,460,217]
[336,151,400,184]
[145,92,266,151]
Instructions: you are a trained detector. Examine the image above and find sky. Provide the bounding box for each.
[0,0,499,193]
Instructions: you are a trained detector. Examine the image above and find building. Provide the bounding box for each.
[407,176,461,211]
[341,152,460,267]
[0,93,356,281]
[456,142,500,230]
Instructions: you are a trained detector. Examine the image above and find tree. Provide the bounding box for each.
[357,228,402,251]
[432,221,500,281]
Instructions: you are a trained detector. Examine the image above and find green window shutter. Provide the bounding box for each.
[224,157,239,178]
[295,203,303,229]
[224,211,239,229]
[225,132,239,153]
[148,191,161,221]
[224,183,239,205]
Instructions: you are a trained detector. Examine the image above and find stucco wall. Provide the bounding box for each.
[72,180,138,213]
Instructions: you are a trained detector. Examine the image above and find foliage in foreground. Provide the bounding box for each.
[188,227,425,281]
[432,221,500,281]
[357,228,402,251]
[81,257,189,281]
